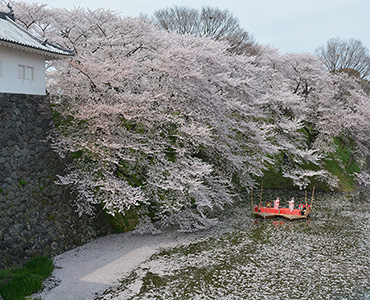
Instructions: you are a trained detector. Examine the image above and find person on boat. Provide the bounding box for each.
[274,197,280,209]
[301,204,307,215]
[266,201,272,207]
[299,203,303,210]
[288,197,294,212]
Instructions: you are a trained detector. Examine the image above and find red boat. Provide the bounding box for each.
[253,205,311,220]
[251,185,314,220]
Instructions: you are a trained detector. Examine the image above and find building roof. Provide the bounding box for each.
[0,12,74,58]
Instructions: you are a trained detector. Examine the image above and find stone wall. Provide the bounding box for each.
[0,93,111,268]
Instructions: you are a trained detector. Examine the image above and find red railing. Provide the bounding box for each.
[256,207,307,215]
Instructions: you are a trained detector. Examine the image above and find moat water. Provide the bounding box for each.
[98,191,370,300]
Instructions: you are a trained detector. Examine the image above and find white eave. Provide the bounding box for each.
[0,15,74,59]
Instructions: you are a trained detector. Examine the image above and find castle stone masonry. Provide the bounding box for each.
[0,93,110,267]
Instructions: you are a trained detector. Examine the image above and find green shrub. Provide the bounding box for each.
[0,256,53,300]
[106,208,140,233]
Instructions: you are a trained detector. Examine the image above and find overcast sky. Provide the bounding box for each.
[16,0,370,54]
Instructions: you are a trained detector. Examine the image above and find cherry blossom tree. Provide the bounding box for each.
[9,4,278,230]
[246,49,337,188]
[8,2,370,230]
[262,50,370,187]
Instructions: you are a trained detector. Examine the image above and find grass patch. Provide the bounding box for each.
[262,137,361,192]
[261,168,295,190]
[0,256,53,300]
[318,137,360,192]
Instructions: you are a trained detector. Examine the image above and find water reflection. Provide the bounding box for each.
[98,192,370,300]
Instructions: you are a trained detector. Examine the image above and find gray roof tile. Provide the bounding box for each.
[0,14,74,58]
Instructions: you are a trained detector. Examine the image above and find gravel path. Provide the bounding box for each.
[32,230,191,300]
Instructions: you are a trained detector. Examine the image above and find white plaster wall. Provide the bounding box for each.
[0,46,46,95]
